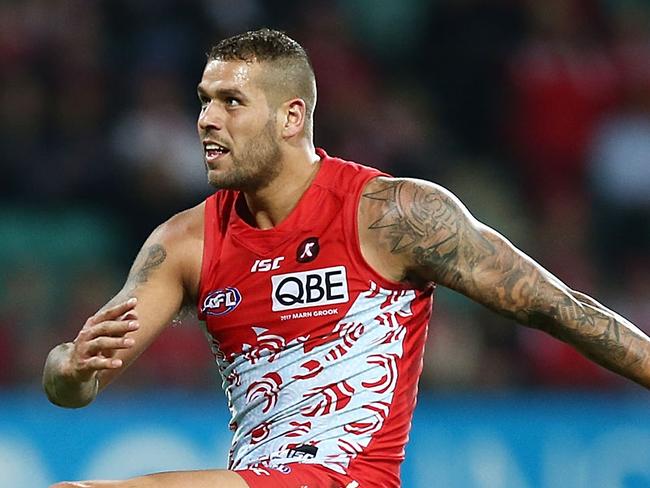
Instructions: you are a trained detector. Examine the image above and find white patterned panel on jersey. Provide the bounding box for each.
[212,281,415,473]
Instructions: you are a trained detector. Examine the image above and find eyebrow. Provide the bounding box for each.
[197,85,248,101]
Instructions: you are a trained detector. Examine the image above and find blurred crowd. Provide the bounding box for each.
[1,0,648,392]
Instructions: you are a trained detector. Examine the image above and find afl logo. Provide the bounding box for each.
[297,237,320,263]
[202,287,242,316]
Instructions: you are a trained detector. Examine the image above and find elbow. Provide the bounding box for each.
[516,280,580,333]
[522,293,583,342]
[519,308,560,333]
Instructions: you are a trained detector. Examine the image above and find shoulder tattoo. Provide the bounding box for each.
[363,179,541,318]
[363,179,487,280]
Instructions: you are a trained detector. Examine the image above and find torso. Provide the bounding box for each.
[196,150,434,487]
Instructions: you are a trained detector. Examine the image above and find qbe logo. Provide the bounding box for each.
[271,266,349,312]
[202,287,242,316]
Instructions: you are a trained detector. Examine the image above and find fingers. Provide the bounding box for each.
[72,298,141,376]
[83,319,140,340]
[84,335,135,355]
[81,355,124,371]
[72,328,137,374]
[88,297,138,326]
[74,319,138,352]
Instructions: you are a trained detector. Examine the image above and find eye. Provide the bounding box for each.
[198,95,209,109]
[225,97,241,107]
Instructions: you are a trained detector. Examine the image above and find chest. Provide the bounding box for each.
[199,211,371,357]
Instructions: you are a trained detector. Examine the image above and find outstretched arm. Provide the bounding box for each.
[43,207,203,407]
[361,177,650,388]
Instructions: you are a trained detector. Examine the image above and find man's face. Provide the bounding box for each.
[197,59,282,191]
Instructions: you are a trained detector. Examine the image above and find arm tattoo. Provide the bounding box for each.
[364,180,504,295]
[126,244,167,288]
[365,181,462,254]
[364,179,650,387]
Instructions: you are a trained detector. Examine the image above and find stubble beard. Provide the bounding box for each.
[207,116,282,192]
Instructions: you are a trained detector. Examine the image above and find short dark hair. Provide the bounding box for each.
[208,29,317,137]
[208,28,311,66]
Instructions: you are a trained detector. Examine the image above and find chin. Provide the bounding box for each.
[206,167,227,185]
[208,172,244,190]
[208,176,231,189]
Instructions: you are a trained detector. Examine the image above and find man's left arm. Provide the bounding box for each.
[362,176,650,388]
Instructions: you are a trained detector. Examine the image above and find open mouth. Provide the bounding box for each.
[204,142,230,162]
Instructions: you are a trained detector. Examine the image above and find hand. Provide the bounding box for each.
[67,298,140,383]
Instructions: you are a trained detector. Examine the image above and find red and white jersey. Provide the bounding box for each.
[197,149,434,487]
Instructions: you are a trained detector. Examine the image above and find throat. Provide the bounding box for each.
[236,192,300,230]
[236,161,321,229]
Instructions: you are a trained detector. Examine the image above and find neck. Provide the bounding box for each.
[242,143,320,229]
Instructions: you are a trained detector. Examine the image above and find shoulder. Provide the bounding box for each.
[153,202,205,244]
[358,176,472,284]
[317,152,387,193]
[147,202,206,285]
[359,176,463,231]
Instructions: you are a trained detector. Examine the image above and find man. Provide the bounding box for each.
[44,28,650,488]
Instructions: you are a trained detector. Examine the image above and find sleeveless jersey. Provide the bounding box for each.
[197,149,434,487]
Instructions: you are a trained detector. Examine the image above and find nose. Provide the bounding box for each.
[198,101,224,132]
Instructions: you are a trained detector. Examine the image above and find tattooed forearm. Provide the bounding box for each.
[126,244,167,289]
[363,177,650,387]
[538,292,650,381]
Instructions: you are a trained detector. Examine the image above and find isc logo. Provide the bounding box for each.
[271,266,349,312]
[202,287,242,316]
[251,257,284,272]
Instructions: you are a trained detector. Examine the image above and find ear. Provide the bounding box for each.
[280,98,307,138]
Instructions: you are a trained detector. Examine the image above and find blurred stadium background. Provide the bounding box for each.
[1,0,649,486]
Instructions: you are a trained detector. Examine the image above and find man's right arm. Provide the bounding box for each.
[43,207,203,408]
